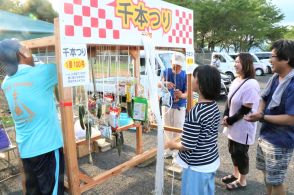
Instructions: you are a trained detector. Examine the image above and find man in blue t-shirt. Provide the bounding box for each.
[161,52,187,158]
[0,39,64,195]
[245,40,294,195]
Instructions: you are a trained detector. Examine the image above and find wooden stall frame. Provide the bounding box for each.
[21,18,192,195]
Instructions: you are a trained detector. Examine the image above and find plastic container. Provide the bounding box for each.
[119,113,134,127]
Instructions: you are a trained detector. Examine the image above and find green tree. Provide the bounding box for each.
[21,0,57,23]
[166,0,285,52]
[0,0,22,13]
[284,26,294,39]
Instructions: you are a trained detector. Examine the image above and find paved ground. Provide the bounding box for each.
[1,74,294,195]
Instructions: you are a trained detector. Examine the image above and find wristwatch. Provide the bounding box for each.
[259,112,265,122]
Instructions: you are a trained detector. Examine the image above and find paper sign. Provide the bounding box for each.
[61,44,90,87]
[185,48,195,74]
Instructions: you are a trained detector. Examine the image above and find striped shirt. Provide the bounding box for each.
[179,101,220,166]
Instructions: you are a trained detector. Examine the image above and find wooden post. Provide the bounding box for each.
[136,124,143,154]
[187,74,193,111]
[54,18,81,195]
[130,47,140,96]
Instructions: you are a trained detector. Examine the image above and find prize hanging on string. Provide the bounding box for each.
[132,97,148,122]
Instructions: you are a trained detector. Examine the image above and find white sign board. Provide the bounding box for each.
[185,48,195,74]
[61,44,90,87]
[59,0,194,48]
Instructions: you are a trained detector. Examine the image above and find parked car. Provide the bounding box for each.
[211,52,237,80]
[254,52,272,74]
[229,53,267,76]
[220,72,231,96]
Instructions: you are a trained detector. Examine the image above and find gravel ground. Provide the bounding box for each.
[1,74,294,195]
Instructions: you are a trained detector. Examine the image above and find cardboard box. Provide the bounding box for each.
[93,140,111,152]
[77,143,94,158]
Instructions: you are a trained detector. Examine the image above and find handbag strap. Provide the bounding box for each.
[228,78,250,107]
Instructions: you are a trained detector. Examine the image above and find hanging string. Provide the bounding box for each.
[142,35,165,195]
[171,169,175,195]
[127,47,131,77]
[115,46,119,107]
[118,46,122,106]
[101,46,105,104]
[84,85,93,165]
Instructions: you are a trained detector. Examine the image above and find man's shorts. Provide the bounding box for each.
[256,138,293,185]
[22,148,64,195]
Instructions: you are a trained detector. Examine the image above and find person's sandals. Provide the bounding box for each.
[226,180,247,191]
[221,175,237,184]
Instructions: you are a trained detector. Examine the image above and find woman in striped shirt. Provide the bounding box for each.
[166,65,221,195]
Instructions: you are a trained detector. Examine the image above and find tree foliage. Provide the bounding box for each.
[0,0,57,23]
[0,0,22,13]
[166,0,287,52]
[1,0,289,51]
[284,26,294,40]
[20,0,57,23]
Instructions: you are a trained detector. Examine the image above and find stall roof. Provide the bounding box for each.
[0,10,54,40]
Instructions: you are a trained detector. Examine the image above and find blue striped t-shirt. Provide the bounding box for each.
[179,101,220,166]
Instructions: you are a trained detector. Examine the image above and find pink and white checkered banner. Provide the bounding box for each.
[59,0,194,48]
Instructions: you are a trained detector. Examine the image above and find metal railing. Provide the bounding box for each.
[0,64,9,113]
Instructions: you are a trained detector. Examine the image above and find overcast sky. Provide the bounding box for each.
[270,0,294,26]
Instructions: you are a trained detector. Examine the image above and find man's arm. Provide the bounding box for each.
[160,74,175,89]
[244,99,266,122]
[262,114,294,126]
[181,91,188,99]
[257,99,266,114]
[174,89,187,99]
[244,99,294,125]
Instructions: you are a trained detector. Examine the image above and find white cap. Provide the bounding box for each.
[172,52,185,67]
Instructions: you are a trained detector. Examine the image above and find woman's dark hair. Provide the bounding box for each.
[271,39,294,68]
[238,53,255,79]
[193,65,221,100]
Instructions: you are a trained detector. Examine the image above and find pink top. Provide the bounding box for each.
[223,78,260,145]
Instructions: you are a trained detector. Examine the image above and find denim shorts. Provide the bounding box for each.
[256,138,293,185]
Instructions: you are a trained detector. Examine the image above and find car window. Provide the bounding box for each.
[220,56,226,62]
[261,53,271,59]
[140,57,161,76]
[255,53,262,59]
[140,58,146,75]
[229,55,237,60]
[255,53,271,60]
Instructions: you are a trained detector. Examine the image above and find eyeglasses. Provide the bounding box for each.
[270,55,278,58]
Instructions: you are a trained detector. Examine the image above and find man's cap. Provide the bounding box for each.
[0,39,21,76]
[172,52,186,67]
